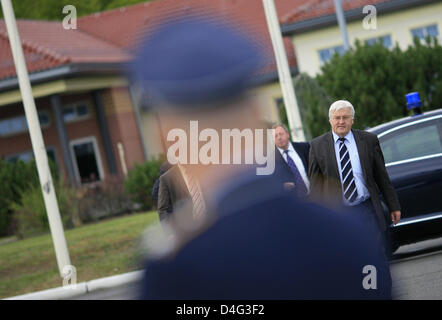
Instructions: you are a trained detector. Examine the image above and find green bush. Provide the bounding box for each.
[0,159,59,236]
[402,37,442,111]
[317,37,442,132]
[78,175,133,222]
[124,157,163,211]
[10,178,77,239]
[294,73,333,139]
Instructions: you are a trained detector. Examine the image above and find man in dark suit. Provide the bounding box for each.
[157,165,189,225]
[308,100,401,248]
[134,17,393,299]
[152,161,173,206]
[273,124,310,198]
[157,163,208,231]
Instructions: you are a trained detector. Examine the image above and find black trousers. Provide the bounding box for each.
[350,199,393,259]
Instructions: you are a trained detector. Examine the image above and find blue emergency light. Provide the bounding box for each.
[406,92,423,115]
[406,92,422,109]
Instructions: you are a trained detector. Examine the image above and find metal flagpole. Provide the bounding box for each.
[334,0,350,51]
[262,0,305,141]
[1,0,71,277]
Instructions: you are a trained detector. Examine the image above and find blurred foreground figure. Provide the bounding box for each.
[133,16,392,299]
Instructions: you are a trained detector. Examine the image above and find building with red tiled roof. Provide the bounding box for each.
[0,17,143,186]
[0,0,302,187]
[280,0,392,25]
[0,0,299,83]
[280,0,442,76]
[75,0,299,76]
[0,0,440,187]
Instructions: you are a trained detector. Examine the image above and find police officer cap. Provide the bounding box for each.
[132,16,262,109]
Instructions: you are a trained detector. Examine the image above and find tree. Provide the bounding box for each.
[317,38,442,130]
[1,0,152,20]
[293,73,332,139]
[402,37,442,110]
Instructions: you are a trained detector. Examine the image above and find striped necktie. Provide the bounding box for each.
[284,150,308,197]
[338,137,358,203]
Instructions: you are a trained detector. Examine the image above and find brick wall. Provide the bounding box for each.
[102,87,145,172]
[0,87,146,182]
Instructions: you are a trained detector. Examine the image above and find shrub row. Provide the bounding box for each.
[0,157,163,239]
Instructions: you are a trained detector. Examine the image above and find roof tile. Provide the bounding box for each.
[0,0,395,82]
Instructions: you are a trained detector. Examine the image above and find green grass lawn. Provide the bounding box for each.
[0,211,159,299]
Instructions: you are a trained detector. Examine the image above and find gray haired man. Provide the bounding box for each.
[308,100,401,255]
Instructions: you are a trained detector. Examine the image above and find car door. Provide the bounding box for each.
[377,116,442,221]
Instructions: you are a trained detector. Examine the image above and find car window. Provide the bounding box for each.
[380,120,442,163]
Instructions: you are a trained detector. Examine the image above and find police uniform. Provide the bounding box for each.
[133,17,392,300]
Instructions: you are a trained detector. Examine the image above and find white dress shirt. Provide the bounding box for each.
[332,130,370,206]
[277,143,310,191]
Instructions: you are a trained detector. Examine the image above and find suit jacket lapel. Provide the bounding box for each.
[352,129,370,183]
[292,142,307,171]
[326,131,340,181]
[175,166,191,196]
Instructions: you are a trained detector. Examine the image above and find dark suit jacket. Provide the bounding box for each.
[274,141,310,183]
[157,165,191,224]
[152,162,173,206]
[308,129,400,231]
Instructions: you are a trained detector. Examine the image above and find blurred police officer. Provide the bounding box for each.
[133,16,393,299]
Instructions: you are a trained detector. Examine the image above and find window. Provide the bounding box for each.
[6,147,58,167]
[380,121,442,164]
[365,35,392,49]
[38,112,50,126]
[0,121,9,136]
[76,104,88,117]
[63,102,90,123]
[62,107,76,122]
[9,117,26,133]
[70,137,104,184]
[0,111,50,137]
[318,45,345,64]
[6,151,33,163]
[411,24,439,41]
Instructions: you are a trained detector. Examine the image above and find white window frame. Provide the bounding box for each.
[0,111,50,137]
[69,136,105,185]
[38,111,51,128]
[4,150,34,163]
[364,34,393,49]
[318,45,345,65]
[4,145,58,167]
[410,23,440,44]
[62,101,91,123]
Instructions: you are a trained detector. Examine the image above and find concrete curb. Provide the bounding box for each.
[4,270,144,300]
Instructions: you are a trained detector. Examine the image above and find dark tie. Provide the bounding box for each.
[338,137,358,203]
[284,150,308,197]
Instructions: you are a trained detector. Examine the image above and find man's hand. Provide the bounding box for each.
[391,210,401,225]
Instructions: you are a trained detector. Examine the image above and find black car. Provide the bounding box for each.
[367,108,442,252]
